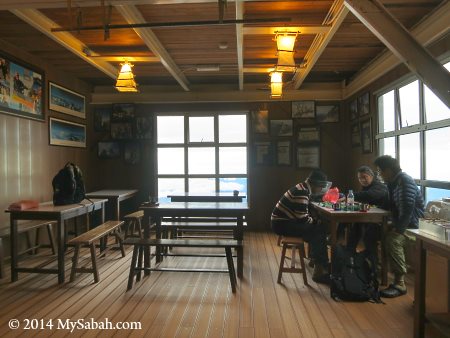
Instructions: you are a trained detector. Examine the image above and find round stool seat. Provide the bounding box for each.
[281,236,305,245]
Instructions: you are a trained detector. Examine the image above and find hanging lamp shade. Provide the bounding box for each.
[276,50,296,72]
[115,61,138,92]
[276,32,297,52]
[270,71,283,99]
[275,31,298,72]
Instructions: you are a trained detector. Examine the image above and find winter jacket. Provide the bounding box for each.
[354,178,389,209]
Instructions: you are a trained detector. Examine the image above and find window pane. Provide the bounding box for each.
[157,116,184,143]
[219,177,248,201]
[189,116,214,142]
[158,147,184,174]
[158,178,185,203]
[188,178,216,194]
[219,147,247,174]
[399,133,420,179]
[425,127,450,181]
[219,115,247,143]
[378,90,395,133]
[379,137,396,158]
[399,80,420,127]
[188,147,215,174]
[425,187,450,205]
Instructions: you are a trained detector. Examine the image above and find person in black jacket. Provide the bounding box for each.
[374,155,424,298]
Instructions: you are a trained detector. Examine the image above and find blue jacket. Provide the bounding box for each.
[387,171,424,233]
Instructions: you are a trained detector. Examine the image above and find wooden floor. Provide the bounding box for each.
[0,231,415,338]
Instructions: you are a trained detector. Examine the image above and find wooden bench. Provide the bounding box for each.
[124,237,242,293]
[124,210,145,238]
[68,220,125,283]
[0,220,56,279]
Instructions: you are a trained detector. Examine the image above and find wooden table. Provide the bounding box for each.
[311,202,391,285]
[86,189,138,220]
[407,229,450,338]
[140,201,249,277]
[167,193,245,203]
[6,198,107,284]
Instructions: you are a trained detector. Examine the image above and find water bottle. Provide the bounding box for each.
[347,190,355,210]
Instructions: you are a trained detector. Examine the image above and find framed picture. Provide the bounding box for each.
[297,145,320,169]
[49,82,85,119]
[98,141,120,159]
[292,100,315,119]
[94,107,111,132]
[49,117,86,148]
[252,109,269,133]
[360,118,373,153]
[297,127,320,143]
[111,122,133,140]
[0,52,45,121]
[135,116,152,139]
[124,142,141,164]
[112,103,135,122]
[358,92,370,116]
[254,141,272,165]
[349,99,358,121]
[270,119,293,137]
[351,123,360,147]
[277,141,291,166]
[316,103,339,123]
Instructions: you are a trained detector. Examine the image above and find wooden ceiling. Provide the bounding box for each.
[0,0,446,94]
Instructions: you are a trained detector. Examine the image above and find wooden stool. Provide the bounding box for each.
[124,211,144,238]
[277,236,308,285]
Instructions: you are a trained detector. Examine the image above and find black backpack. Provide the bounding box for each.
[330,244,382,303]
[52,162,86,206]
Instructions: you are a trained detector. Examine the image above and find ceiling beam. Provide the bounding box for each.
[86,56,160,62]
[243,26,331,36]
[235,0,244,91]
[115,5,190,91]
[10,8,118,79]
[292,0,348,89]
[344,0,450,107]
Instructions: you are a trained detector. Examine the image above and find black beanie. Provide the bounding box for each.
[307,169,328,186]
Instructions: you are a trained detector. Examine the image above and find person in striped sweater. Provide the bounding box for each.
[271,169,330,284]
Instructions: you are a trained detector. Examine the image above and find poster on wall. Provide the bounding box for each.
[0,52,44,121]
[49,82,86,119]
[49,117,86,148]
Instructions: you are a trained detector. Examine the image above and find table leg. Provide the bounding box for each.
[414,238,426,338]
[111,197,119,221]
[330,220,338,271]
[10,217,18,282]
[381,217,388,286]
[236,216,244,278]
[57,218,65,284]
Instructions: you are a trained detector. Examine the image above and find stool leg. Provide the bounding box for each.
[127,244,139,291]
[114,231,126,257]
[90,243,99,283]
[136,245,144,282]
[277,235,282,246]
[225,247,236,293]
[47,223,57,255]
[0,237,4,279]
[299,244,308,286]
[291,246,296,268]
[70,245,81,282]
[277,244,288,284]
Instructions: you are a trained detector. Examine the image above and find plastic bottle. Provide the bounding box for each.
[347,190,355,210]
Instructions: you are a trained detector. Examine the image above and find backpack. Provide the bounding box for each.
[330,244,382,303]
[52,162,86,206]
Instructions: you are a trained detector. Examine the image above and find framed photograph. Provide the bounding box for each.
[298,127,320,143]
[316,103,339,123]
[0,52,44,121]
[124,142,141,164]
[252,109,269,133]
[254,141,272,165]
[360,118,373,153]
[49,117,86,148]
[349,99,358,121]
[358,92,370,116]
[112,103,135,122]
[94,107,111,132]
[351,123,360,147]
[135,116,152,139]
[292,100,315,119]
[297,145,320,169]
[111,122,133,140]
[49,82,85,119]
[270,119,293,137]
[277,141,291,166]
[98,141,120,159]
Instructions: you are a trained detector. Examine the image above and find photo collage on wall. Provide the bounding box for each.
[94,103,153,165]
[348,91,372,153]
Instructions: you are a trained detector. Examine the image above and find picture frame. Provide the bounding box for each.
[98,141,120,159]
[111,122,133,140]
[297,145,320,169]
[351,122,361,147]
[123,142,141,164]
[297,126,320,143]
[316,103,340,123]
[358,92,370,116]
[254,141,272,165]
[277,141,291,166]
[112,103,135,122]
[252,109,269,133]
[0,51,45,121]
[349,99,358,121]
[135,116,152,139]
[94,106,111,132]
[49,82,85,119]
[292,100,315,119]
[270,119,293,137]
[49,117,86,148]
[360,118,373,153]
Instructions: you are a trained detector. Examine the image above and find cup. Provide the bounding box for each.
[360,203,370,212]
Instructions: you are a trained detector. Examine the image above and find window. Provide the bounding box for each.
[157,113,248,202]
[376,61,450,202]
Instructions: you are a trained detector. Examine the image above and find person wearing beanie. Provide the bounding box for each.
[271,169,331,284]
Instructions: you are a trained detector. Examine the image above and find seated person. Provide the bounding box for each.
[271,169,330,284]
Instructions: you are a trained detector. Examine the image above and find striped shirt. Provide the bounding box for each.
[271,182,313,224]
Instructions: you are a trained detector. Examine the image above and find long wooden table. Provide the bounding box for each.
[6,198,107,284]
[86,189,138,220]
[140,201,249,278]
[310,202,391,285]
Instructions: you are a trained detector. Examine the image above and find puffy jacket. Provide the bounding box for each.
[354,178,389,209]
[387,171,424,233]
